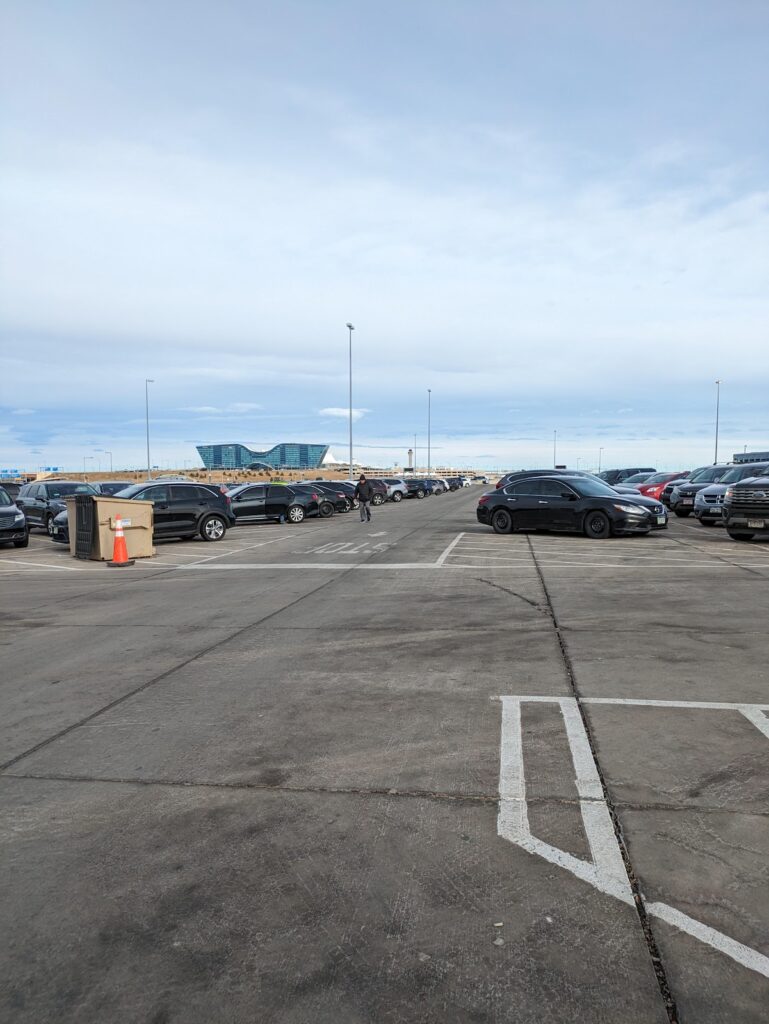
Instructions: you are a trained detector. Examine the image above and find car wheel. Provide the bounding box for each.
[371,493,384,505]
[392,491,403,502]
[318,500,334,518]
[584,511,610,539]
[727,531,755,541]
[416,489,425,499]
[674,510,691,518]
[491,509,513,534]
[14,531,29,548]
[200,515,227,541]
[46,514,56,536]
[287,504,305,524]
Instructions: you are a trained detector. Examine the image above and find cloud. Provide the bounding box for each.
[180,402,262,416]
[320,407,370,421]
[11,408,35,415]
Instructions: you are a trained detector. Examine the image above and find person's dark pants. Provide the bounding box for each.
[359,499,371,522]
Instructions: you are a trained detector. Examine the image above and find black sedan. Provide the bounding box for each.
[292,481,350,513]
[477,475,655,538]
[0,486,29,547]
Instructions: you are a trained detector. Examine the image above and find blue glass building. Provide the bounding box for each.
[196,442,330,470]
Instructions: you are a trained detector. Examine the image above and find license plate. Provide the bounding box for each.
[682,498,693,505]
[748,519,766,529]
[52,527,59,535]
[657,516,666,525]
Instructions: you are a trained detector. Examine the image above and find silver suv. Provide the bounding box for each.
[380,477,409,502]
[694,462,769,526]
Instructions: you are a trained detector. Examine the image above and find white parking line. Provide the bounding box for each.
[435,532,465,565]
[0,559,84,571]
[497,694,769,977]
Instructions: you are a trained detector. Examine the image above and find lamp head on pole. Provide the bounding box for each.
[346,323,354,331]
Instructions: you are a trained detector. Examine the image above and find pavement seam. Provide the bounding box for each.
[526,534,681,1024]
[665,532,766,578]
[5,772,768,819]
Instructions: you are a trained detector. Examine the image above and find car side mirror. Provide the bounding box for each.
[561,492,577,500]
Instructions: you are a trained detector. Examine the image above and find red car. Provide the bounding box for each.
[635,471,690,500]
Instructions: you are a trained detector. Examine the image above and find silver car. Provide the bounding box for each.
[694,462,769,526]
[380,477,409,502]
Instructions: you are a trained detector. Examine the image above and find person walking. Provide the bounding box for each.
[354,474,373,522]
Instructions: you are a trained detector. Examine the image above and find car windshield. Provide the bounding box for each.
[113,485,145,498]
[689,466,727,483]
[48,483,98,498]
[719,464,768,483]
[0,489,12,506]
[569,478,625,498]
[622,472,652,483]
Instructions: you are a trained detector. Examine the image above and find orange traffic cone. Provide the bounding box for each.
[107,515,135,568]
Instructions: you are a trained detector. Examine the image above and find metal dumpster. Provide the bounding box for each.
[66,496,155,560]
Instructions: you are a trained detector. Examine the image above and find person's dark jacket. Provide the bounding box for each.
[354,480,374,502]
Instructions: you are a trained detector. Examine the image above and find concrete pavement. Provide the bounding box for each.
[1,491,767,1022]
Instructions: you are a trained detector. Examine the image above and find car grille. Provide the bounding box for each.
[730,489,769,509]
[702,493,721,504]
[0,512,17,526]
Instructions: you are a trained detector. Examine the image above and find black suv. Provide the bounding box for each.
[477,474,654,538]
[597,467,656,486]
[0,486,29,547]
[17,480,98,535]
[227,483,331,524]
[405,478,432,499]
[292,481,349,513]
[723,477,769,541]
[114,482,235,541]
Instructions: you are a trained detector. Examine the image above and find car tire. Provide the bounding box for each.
[491,509,513,534]
[392,491,403,502]
[318,501,334,518]
[371,493,384,506]
[200,515,227,541]
[727,531,755,541]
[416,489,425,499]
[287,504,305,524]
[13,531,29,548]
[46,513,56,537]
[584,511,611,539]
[674,510,691,518]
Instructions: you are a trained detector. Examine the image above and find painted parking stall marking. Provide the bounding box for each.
[497,694,769,978]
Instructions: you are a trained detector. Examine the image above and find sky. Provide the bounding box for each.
[1,0,768,473]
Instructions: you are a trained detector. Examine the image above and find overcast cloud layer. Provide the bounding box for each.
[1,0,767,472]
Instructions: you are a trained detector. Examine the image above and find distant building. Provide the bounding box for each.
[196,442,332,470]
[733,451,769,464]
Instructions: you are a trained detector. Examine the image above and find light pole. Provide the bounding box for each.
[553,430,557,468]
[346,324,354,479]
[598,447,604,473]
[427,389,432,475]
[103,450,113,472]
[414,433,417,472]
[145,379,154,480]
[83,455,93,481]
[714,379,721,464]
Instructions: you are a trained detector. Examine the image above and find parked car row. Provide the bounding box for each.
[481,463,769,541]
[3,473,471,548]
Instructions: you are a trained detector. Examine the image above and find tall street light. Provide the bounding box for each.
[103,450,113,472]
[145,379,154,480]
[427,389,432,475]
[714,379,722,464]
[598,447,604,473]
[83,455,93,481]
[346,323,354,480]
[553,429,557,468]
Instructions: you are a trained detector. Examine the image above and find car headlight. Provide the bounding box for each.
[613,503,646,515]
[724,487,734,499]
[15,512,25,523]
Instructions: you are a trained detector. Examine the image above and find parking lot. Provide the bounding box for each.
[1,489,768,1023]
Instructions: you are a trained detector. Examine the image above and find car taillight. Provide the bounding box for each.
[478,495,489,505]
[496,481,503,488]
[311,492,319,501]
